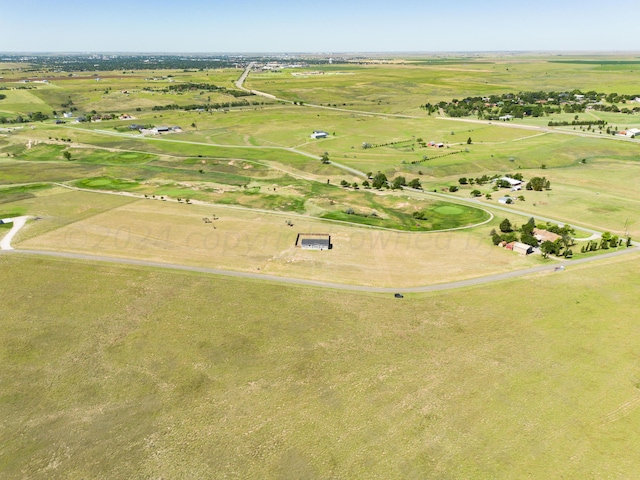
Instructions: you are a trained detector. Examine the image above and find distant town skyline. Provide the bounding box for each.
[1,0,638,54]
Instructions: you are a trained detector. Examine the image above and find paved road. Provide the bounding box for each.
[235,63,420,120]
[3,246,637,294]
[235,62,255,91]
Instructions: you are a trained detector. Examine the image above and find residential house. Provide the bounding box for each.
[533,228,561,243]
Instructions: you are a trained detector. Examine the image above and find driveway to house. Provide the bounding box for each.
[0,216,30,250]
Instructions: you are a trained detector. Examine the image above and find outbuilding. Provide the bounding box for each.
[310,130,328,139]
[301,238,331,250]
[512,242,533,255]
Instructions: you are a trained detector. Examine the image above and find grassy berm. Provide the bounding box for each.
[2,253,640,478]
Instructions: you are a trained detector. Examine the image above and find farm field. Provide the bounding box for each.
[3,253,640,478]
[2,53,640,478]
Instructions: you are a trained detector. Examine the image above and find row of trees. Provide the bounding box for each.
[0,111,49,124]
[339,173,421,190]
[547,119,606,127]
[459,173,520,186]
[361,139,413,149]
[581,232,631,252]
[526,176,550,191]
[151,99,253,111]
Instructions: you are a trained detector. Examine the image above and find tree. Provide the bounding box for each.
[63,151,72,161]
[467,137,472,144]
[521,217,536,235]
[499,218,513,233]
[320,152,330,164]
[449,185,458,192]
[362,180,370,188]
[520,233,538,247]
[340,179,349,187]
[191,122,197,130]
[540,240,556,258]
[391,176,407,189]
[458,177,468,185]
[408,178,422,189]
[470,189,482,197]
[372,172,388,189]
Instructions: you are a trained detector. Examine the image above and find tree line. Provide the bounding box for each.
[421,89,640,119]
[145,82,253,98]
[151,100,256,111]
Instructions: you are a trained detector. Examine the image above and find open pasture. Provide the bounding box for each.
[508,161,640,237]
[0,87,52,114]
[24,68,248,114]
[247,57,640,114]
[2,252,640,478]
[13,189,525,288]
[0,157,103,185]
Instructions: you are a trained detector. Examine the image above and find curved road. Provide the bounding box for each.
[1,212,637,293]
[3,70,637,292]
[3,246,637,294]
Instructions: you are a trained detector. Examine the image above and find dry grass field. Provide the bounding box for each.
[2,252,640,478]
[14,189,534,288]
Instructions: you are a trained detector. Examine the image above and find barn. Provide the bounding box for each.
[301,238,331,250]
[297,233,332,250]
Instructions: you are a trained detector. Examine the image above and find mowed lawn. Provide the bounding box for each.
[2,253,640,478]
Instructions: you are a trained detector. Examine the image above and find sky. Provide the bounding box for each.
[1,0,639,53]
